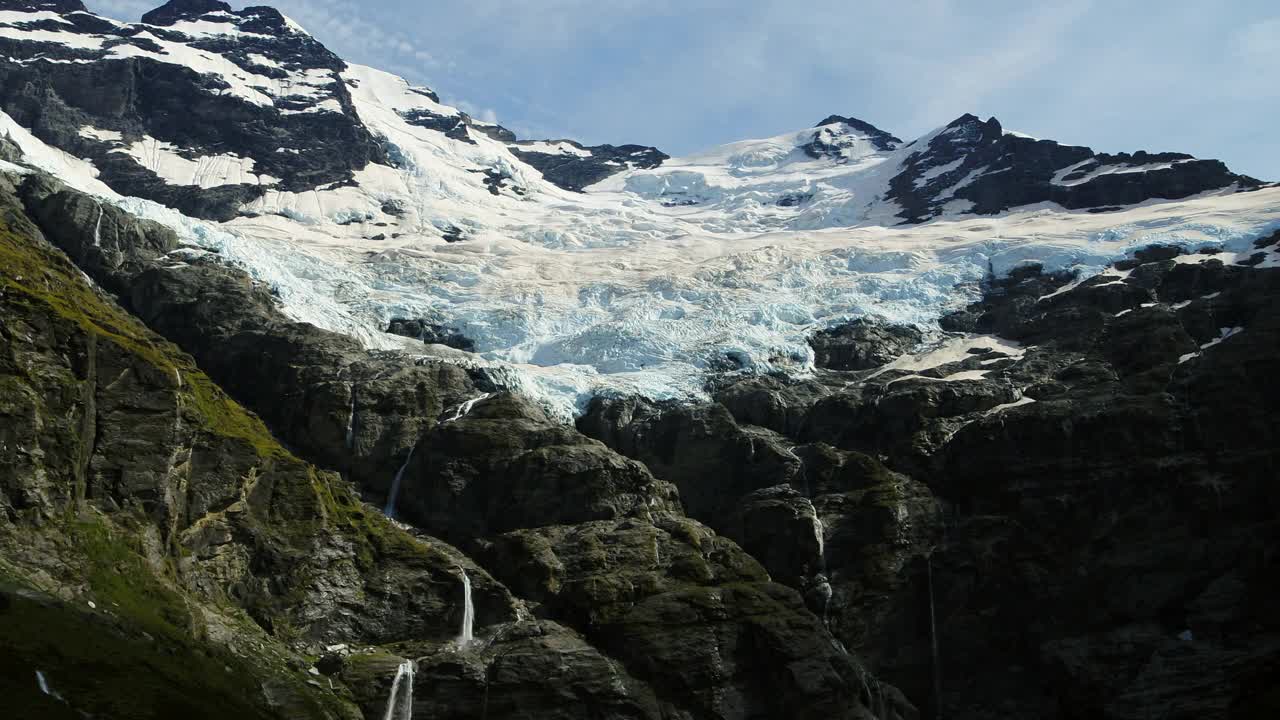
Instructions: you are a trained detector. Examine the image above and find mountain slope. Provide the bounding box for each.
[2,3,1280,719]
[0,0,1274,417]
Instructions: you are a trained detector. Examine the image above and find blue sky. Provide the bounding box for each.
[96,0,1278,179]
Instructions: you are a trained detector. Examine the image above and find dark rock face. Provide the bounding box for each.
[777,191,813,207]
[918,257,1280,718]
[14,171,489,531]
[805,115,903,157]
[0,0,87,11]
[393,393,682,544]
[399,108,476,144]
[2,5,1275,718]
[810,318,923,371]
[389,100,667,193]
[0,1,389,220]
[579,397,803,525]
[386,317,475,351]
[6,160,896,719]
[478,167,526,196]
[342,620,666,720]
[510,141,668,192]
[727,485,825,586]
[584,241,1280,719]
[481,516,910,720]
[887,114,1260,222]
[0,173,523,718]
[140,0,230,25]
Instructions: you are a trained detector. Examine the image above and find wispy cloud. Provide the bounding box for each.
[90,0,153,17]
[87,0,1278,179]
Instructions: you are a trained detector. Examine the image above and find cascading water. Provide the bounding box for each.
[457,567,475,648]
[443,393,490,423]
[381,659,415,720]
[92,203,103,247]
[35,670,66,703]
[345,385,357,450]
[812,511,827,573]
[383,441,417,519]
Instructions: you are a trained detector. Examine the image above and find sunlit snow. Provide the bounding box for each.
[2,9,1278,419]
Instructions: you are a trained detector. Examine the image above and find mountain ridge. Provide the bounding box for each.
[2,2,1280,720]
[0,0,1274,418]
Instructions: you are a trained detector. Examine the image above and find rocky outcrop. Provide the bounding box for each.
[140,0,232,25]
[510,141,668,192]
[481,515,911,720]
[386,317,475,351]
[887,114,1260,222]
[3,4,1275,716]
[579,398,802,525]
[15,172,490,515]
[391,393,681,544]
[809,318,923,371]
[341,620,666,720]
[583,239,1280,718]
[0,0,388,220]
[0,173,525,717]
[804,116,903,157]
[4,154,899,719]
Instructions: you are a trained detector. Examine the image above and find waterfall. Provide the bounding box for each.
[381,660,415,720]
[855,663,888,720]
[457,567,475,648]
[92,203,103,247]
[345,385,358,450]
[443,393,491,423]
[35,670,65,702]
[35,670,51,695]
[383,441,417,519]
[927,556,943,720]
[812,511,827,573]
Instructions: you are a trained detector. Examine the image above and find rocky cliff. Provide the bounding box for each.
[1,1,1278,719]
[1,152,898,718]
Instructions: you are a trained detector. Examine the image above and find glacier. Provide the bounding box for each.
[1,8,1277,420]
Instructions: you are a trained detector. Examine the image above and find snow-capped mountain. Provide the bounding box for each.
[5,4,1280,719]
[1,0,1276,415]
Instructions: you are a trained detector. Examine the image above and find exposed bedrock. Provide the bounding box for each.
[5,163,898,719]
[0,172,520,718]
[582,245,1280,719]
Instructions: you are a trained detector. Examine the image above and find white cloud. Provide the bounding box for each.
[1231,17,1280,98]
[90,0,155,18]
[85,0,1278,178]
[1235,17,1280,56]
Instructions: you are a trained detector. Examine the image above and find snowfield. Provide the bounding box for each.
[1,9,1277,419]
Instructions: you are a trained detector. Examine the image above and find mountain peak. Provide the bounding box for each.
[141,0,232,25]
[942,113,1002,136]
[0,0,87,12]
[809,115,902,154]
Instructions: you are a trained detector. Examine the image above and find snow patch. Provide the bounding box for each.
[517,141,592,157]
[79,126,122,143]
[1179,326,1244,364]
[112,137,279,188]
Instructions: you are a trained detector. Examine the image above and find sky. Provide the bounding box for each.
[93,0,1278,180]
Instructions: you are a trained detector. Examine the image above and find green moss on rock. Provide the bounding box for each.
[0,221,286,458]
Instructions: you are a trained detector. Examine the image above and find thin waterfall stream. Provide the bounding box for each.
[457,567,475,648]
[381,660,415,720]
[383,441,417,519]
